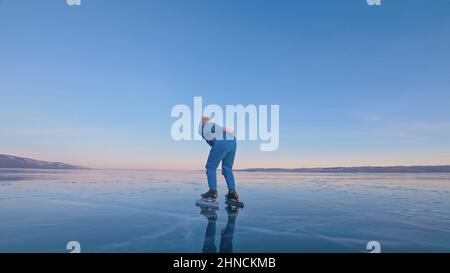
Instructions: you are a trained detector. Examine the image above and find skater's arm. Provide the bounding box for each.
[199,117,234,141]
[212,124,234,139]
[222,127,234,136]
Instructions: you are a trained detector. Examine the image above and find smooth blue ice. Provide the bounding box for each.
[0,169,449,253]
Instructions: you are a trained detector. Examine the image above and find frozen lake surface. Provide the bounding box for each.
[0,169,449,253]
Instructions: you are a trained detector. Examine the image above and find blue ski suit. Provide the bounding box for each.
[199,122,237,191]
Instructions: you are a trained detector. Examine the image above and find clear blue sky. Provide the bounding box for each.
[1,0,449,169]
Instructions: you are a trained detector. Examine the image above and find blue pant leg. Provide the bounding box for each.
[221,140,237,190]
[205,142,228,190]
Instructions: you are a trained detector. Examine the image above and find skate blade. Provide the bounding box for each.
[225,199,244,208]
[196,199,219,209]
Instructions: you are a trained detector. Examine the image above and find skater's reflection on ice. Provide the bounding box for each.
[199,205,239,253]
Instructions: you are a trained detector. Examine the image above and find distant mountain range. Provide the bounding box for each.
[0,154,88,170]
[239,166,450,173]
[1,153,449,173]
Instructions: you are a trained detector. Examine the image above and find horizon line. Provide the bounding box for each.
[2,165,450,172]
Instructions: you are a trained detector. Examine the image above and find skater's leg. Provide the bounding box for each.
[205,144,227,190]
[221,140,237,190]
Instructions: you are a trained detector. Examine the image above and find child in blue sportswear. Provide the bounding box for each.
[199,116,240,202]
